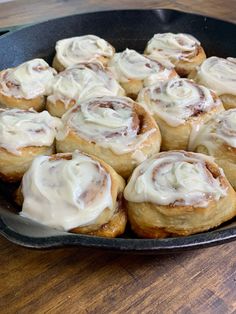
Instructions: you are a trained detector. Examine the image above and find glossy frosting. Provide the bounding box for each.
[137,78,222,126]
[48,63,124,106]
[145,33,200,62]
[0,59,56,99]
[189,109,236,153]
[57,96,156,155]
[108,49,175,84]
[20,151,113,230]
[0,108,61,155]
[55,35,114,68]
[124,151,227,207]
[194,57,236,96]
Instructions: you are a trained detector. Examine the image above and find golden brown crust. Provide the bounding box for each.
[174,46,206,77]
[0,145,54,182]
[126,153,236,238]
[0,91,45,111]
[46,98,76,118]
[220,94,236,110]
[56,102,161,179]
[121,69,177,100]
[154,101,224,151]
[71,206,127,237]
[196,143,236,190]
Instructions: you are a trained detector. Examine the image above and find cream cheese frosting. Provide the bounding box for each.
[189,109,236,153]
[145,33,201,62]
[55,35,114,68]
[193,57,236,96]
[137,78,222,127]
[47,63,124,107]
[124,151,227,208]
[108,48,176,85]
[20,151,113,231]
[0,108,61,155]
[0,59,56,99]
[57,96,156,155]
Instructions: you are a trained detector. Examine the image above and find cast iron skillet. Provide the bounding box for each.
[0,9,236,253]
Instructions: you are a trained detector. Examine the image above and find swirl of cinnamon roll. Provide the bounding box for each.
[191,57,236,109]
[17,150,126,236]
[0,108,61,182]
[137,78,224,150]
[0,59,56,111]
[0,108,61,154]
[53,35,115,71]
[0,59,56,99]
[124,151,236,238]
[56,96,161,178]
[108,49,178,98]
[190,109,236,190]
[145,33,201,62]
[46,62,125,117]
[144,33,206,76]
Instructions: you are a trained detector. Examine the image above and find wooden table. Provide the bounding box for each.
[0,1,236,313]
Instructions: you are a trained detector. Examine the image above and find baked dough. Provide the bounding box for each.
[137,78,224,150]
[124,151,236,238]
[189,57,236,109]
[52,35,115,71]
[0,108,61,182]
[46,62,125,117]
[108,48,178,99]
[144,33,206,76]
[56,96,161,179]
[16,150,126,237]
[189,109,236,190]
[0,59,56,111]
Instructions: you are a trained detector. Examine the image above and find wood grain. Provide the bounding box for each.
[0,0,235,30]
[0,236,236,313]
[0,1,236,313]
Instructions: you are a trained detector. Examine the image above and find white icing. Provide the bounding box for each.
[0,59,56,99]
[189,109,236,153]
[57,96,157,155]
[55,35,114,68]
[131,150,147,164]
[0,108,61,155]
[137,78,221,126]
[194,57,236,96]
[20,151,113,231]
[47,63,124,107]
[108,49,175,85]
[145,33,200,62]
[124,151,227,207]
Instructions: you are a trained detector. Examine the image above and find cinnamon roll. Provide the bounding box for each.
[53,35,115,71]
[56,96,161,178]
[144,33,206,77]
[190,109,236,190]
[0,59,56,111]
[16,150,126,237]
[46,62,125,118]
[108,49,178,99]
[190,57,236,110]
[0,108,61,182]
[124,151,236,238]
[137,78,224,151]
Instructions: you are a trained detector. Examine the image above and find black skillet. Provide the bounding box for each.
[0,9,236,253]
